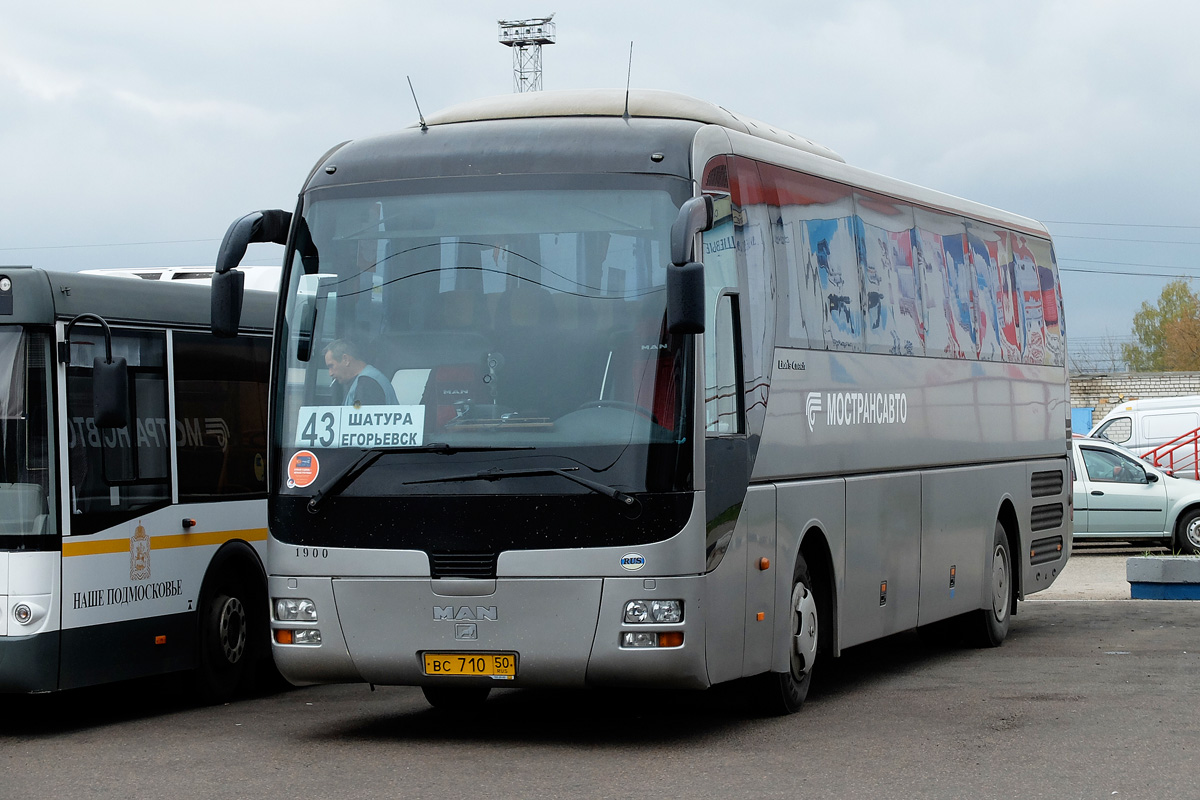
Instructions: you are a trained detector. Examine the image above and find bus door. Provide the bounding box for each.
[59,325,189,687]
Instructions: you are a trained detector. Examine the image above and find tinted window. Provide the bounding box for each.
[66,328,170,536]
[174,332,270,501]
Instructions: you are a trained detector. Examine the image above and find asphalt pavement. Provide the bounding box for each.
[1,540,1195,800]
[1028,541,1171,601]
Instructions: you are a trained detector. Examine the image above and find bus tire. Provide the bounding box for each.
[422,685,491,710]
[1175,508,1200,555]
[196,560,265,703]
[975,521,1013,647]
[753,553,820,715]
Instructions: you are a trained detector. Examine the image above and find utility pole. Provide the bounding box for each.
[498,15,556,92]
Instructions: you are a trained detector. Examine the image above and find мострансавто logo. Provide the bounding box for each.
[806,391,908,433]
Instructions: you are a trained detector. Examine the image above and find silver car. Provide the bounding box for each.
[1072,438,1200,553]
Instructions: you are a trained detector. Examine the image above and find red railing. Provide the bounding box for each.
[1141,426,1200,479]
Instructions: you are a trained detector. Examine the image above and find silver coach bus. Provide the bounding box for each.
[0,268,275,698]
[211,89,1071,713]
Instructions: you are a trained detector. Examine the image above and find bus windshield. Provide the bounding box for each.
[0,326,56,544]
[277,174,694,497]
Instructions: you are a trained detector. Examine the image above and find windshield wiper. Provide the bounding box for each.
[305,444,533,513]
[404,466,642,516]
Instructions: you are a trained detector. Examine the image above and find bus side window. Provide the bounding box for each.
[66,328,170,536]
[174,332,271,501]
[706,293,744,435]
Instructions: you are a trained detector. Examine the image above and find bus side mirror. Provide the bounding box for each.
[60,313,129,429]
[667,263,705,334]
[295,299,318,362]
[667,196,713,334]
[670,196,714,266]
[211,209,291,338]
[92,357,128,429]
[212,268,245,338]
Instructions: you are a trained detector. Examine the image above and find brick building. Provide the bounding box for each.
[1069,372,1200,431]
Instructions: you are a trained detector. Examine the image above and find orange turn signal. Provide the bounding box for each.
[275,630,294,645]
[657,631,684,648]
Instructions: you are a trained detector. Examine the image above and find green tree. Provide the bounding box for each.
[1122,278,1200,371]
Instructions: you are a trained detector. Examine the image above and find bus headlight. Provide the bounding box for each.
[623,599,682,623]
[13,603,33,625]
[274,598,317,621]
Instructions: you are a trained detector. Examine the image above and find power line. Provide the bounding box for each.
[1060,266,1200,278]
[1060,257,1200,270]
[0,238,221,252]
[1044,220,1200,230]
[1054,234,1200,245]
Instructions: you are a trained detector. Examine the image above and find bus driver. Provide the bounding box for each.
[324,338,399,407]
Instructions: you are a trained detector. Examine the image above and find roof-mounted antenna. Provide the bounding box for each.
[407,76,428,132]
[623,41,634,120]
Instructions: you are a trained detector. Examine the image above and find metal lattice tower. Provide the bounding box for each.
[498,15,556,92]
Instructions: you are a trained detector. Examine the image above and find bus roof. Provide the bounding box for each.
[38,268,276,333]
[417,89,845,164]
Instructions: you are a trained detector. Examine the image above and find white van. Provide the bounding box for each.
[80,265,281,292]
[1089,396,1200,474]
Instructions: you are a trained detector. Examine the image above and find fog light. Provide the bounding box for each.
[13,603,32,625]
[293,629,322,645]
[274,598,317,621]
[275,629,323,645]
[622,631,657,648]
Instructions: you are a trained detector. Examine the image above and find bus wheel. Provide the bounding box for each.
[1175,509,1200,555]
[197,577,256,702]
[422,685,491,710]
[753,554,819,715]
[975,521,1012,647]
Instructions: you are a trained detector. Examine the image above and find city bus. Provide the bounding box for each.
[211,89,1072,713]
[0,267,275,698]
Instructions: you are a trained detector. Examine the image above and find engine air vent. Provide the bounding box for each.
[1031,470,1065,497]
[428,552,498,579]
[1031,503,1065,532]
[1030,535,1064,565]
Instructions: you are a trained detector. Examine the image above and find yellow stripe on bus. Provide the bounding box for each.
[62,528,268,557]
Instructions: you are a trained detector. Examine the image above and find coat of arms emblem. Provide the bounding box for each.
[130,522,151,581]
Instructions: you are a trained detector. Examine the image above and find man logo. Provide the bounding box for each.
[433,606,498,621]
[806,392,823,433]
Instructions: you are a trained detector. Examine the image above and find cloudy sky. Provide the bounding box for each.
[2,1,1197,355]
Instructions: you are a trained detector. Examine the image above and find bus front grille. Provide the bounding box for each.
[428,552,498,579]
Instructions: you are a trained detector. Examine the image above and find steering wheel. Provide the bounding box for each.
[576,399,660,425]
